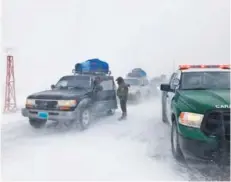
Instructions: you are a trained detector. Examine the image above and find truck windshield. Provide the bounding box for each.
[54,75,91,89]
[181,71,230,90]
[124,79,140,86]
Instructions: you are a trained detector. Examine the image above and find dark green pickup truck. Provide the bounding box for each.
[160,65,230,164]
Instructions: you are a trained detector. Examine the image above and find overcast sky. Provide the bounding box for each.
[2,0,230,98]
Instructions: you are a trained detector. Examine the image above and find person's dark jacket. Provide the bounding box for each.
[93,79,103,92]
[117,82,129,101]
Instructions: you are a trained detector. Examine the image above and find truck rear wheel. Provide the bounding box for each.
[29,118,47,128]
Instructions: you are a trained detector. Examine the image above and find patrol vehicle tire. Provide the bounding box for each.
[171,120,184,161]
[79,108,92,130]
[29,118,47,128]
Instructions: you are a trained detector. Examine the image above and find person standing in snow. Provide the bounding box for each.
[93,76,103,92]
[116,77,129,120]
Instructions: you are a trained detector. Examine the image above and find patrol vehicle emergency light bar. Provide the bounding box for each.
[179,64,230,70]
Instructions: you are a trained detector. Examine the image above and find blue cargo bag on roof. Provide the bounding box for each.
[75,58,109,73]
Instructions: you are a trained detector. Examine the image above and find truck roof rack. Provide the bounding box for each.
[72,69,111,76]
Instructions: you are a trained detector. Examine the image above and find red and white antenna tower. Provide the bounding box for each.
[3,49,17,113]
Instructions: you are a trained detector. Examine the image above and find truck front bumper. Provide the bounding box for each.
[179,134,230,165]
[21,108,79,122]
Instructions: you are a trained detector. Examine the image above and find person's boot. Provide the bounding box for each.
[123,112,127,119]
[118,112,127,121]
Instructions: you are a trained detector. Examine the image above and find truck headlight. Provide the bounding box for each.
[58,100,77,107]
[179,112,204,128]
[26,99,35,105]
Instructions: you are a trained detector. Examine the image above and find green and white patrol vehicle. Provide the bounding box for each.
[160,64,230,164]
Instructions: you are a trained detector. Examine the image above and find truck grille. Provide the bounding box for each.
[201,109,230,141]
[35,100,58,110]
[200,109,230,164]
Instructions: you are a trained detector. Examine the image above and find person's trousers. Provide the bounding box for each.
[120,99,127,114]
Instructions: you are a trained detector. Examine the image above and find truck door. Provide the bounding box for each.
[95,77,117,113]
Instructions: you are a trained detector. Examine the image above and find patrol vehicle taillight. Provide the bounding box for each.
[179,64,230,70]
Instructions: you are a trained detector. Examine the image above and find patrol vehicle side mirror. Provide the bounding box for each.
[51,84,55,89]
[160,84,172,92]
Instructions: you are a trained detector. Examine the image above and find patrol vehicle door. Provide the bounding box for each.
[166,73,177,124]
[94,77,117,113]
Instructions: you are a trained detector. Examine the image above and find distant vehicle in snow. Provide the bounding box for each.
[124,77,151,102]
[124,68,151,102]
[150,74,168,96]
[21,58,118,130]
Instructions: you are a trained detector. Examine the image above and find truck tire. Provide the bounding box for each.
[171,120,184,161]
[79,107,92,130]
[29,118,47,128]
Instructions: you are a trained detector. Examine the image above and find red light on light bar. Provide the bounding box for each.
[179,64,230,70]
[179,65,190,69]
[218,64,230,69]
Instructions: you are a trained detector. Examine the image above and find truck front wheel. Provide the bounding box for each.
[79,108,92,130]
[29,118,47,128]
[171,120,184,161]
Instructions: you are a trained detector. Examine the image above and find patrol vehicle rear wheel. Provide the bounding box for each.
[171,121,183,161]
[29,118,47,128]
[79,108,92,130]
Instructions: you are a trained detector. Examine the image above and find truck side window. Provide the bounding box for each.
[100,80,113,90]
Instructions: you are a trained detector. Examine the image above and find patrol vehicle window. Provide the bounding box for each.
[55,76,91,89]
[124,79,140,86]
[180,71,230,90]
[100,80,113,90]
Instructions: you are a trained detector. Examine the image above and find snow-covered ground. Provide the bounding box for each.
[2,96,230,181]
[2,97,192,181]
